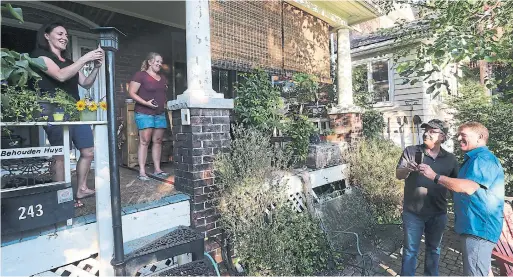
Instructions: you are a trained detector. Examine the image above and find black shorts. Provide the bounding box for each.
[43,124,94,150]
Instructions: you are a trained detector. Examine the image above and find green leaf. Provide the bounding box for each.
[15,60,29,69]
[434,50,445,57]
[1,67,14,81]
[426,84,436,94]
[484,56,496,62]
[5,4,24,23]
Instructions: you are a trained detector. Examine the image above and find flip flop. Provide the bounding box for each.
[137,175,151,181]
[74,200,85,208]
[76,190,96,200]
[153,171,170,178]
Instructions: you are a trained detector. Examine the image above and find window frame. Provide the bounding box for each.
[353,57,395,106]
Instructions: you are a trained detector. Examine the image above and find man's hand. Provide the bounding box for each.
[396,161,419,180]
[418,164,437,180]
[406,161,419,172]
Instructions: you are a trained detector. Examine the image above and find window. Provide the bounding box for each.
[353,59,393,104]
[212,68,241,99]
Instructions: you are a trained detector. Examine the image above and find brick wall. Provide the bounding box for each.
[329,113,363,143]
[171,108,231,262]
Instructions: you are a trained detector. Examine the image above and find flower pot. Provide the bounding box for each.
[37,100,55,118]
[80,110,97,121]
[53,113,64,122]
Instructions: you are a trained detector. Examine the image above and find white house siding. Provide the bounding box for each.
[352,47,454,150]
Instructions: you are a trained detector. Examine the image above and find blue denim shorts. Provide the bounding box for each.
[134,112,167,130]
[44,124,94,150]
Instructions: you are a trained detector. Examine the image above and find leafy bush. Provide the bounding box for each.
[362,109,385,140]
[234,70,318,165]
[215,126,331,275]
[0,85,43,122]
[285,73,319,115]
[234,69,283,135]
[283,115,316,165]
[445,80,513,195]
[346,139,404,224]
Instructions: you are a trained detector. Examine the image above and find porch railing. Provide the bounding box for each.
[0,120,115,276]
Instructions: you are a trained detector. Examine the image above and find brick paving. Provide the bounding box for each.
[362,212,501,276]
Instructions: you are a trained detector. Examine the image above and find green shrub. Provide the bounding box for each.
[445,80,513,196]
[362,109,385,140]
[234,69,283,135]
[346,139,404,224]
[0,85,43,122]
[215,126,331,275]
[283,115,316,164]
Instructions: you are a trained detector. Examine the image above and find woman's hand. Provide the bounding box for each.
[144,99,158,109]
[80,48,103,64]
[93,45,105,68]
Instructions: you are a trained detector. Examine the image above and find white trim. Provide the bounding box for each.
[7,1,99,29]
[75,1,186,30]
[1,18,99,40]
[353,57,394,105]
[285,0,349,28]
[1,200,191,277]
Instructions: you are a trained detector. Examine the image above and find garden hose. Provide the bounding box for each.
[204,252,221,277]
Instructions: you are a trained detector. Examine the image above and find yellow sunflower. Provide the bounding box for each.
[76,100,86,111]
[99,101,107,111]
[88,102,98,112]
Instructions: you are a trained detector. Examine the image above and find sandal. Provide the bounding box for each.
[74,200,84,208]
[137,175,151,181]
[76,189,95,200]
[153,171,170,178]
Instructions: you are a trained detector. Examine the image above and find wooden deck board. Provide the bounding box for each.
[72,163,176,217]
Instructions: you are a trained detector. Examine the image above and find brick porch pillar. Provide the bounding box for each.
[168,0,233,263]
[328,27,362,143]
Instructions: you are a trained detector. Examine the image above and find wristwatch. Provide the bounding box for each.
[434,174,441,184]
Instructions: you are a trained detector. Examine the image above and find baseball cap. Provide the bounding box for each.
[421,119,448,134]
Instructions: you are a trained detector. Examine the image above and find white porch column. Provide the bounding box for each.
[336,27,353,107]
[94,124,115,277]
[172,0,233,109]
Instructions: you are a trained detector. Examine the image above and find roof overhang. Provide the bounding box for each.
[285,0,381,28]
[76,1,381,31]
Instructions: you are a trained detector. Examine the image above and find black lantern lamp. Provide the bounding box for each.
[92,27,125,51]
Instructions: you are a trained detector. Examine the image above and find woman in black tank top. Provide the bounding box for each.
[31,21,104,208]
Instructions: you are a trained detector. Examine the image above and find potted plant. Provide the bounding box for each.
[76,97,107,121]
[319,129,334,142]
[0,84,45,123]
[52,107,65,122]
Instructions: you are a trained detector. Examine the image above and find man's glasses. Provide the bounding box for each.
[424,129,443,135]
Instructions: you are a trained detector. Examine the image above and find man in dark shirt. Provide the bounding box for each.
[396,119,459,276]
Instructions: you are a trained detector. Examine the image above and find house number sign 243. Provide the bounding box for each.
[18,205,44,220]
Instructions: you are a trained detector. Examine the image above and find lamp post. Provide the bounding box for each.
[91,26,126,276]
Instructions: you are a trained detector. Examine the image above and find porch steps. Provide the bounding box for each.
[153,259,215,276]
[124,225,212,276]
[33,256,100,277]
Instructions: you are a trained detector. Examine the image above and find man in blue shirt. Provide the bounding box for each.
[419,122,505,276]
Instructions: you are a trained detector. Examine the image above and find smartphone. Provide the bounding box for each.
[151,100,158,107]
[415,151,424,165]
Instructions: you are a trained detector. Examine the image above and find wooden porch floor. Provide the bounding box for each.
[72,162,177,217]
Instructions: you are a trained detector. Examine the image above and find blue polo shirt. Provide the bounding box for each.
[454,146,505,243]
